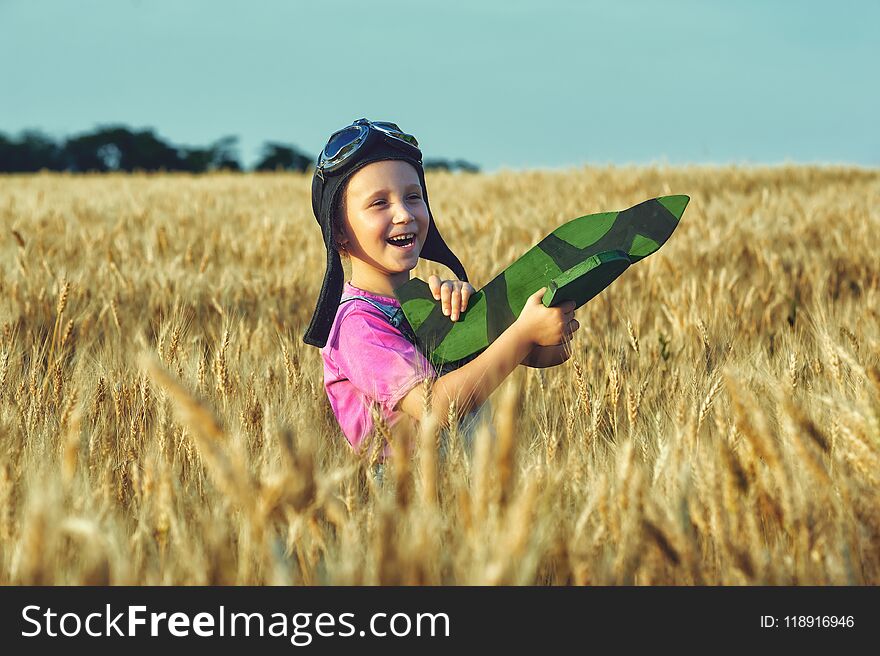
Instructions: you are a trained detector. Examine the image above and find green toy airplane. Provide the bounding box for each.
[395,195,689,366]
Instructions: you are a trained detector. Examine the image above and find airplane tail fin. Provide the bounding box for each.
[542,250,631,309]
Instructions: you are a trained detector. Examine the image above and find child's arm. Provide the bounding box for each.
[398,323,531,424]
[398,288,578,425]
[521,342,575,368]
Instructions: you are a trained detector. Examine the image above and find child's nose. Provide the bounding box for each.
[393,207,415,223]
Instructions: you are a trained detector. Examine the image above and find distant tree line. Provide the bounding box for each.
[422,158,480,173]
[0,125,480,174]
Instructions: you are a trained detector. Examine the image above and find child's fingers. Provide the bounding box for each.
[441,281,452,315]
[431,278,473,319]
[428,274,441,300]
[460,284,472,312]
[450,286,462,321]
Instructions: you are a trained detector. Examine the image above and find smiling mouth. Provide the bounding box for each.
[386,234,416,249]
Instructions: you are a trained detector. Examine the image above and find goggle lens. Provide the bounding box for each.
[323,126,364,161]
[317,120,420,178]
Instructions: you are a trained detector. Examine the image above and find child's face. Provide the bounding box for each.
[339,160,429,286]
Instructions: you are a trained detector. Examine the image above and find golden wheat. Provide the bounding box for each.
[0,165,877,584]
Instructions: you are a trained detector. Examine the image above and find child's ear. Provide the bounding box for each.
[333,225,347,249]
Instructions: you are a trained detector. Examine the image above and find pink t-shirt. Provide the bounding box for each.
[322,282,436,452]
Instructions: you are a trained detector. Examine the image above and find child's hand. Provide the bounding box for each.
[514,287,579,347]
[428,275,474,322]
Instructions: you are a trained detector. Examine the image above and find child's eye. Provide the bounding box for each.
[408,194,422,200]
[371,199,386,207]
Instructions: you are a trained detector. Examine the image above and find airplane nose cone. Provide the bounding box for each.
[658,195,690,221]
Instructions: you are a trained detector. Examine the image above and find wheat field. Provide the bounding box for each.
[0,165,878,585]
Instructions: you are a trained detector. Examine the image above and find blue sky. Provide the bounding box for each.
[1,0,876,171]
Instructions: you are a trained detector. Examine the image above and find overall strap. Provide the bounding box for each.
[339,294,473,376]
[339,295,418,345]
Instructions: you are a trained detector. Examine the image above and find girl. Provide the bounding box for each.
[303,118,579,457]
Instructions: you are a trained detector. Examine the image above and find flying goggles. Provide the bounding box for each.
[315,118,421,181]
